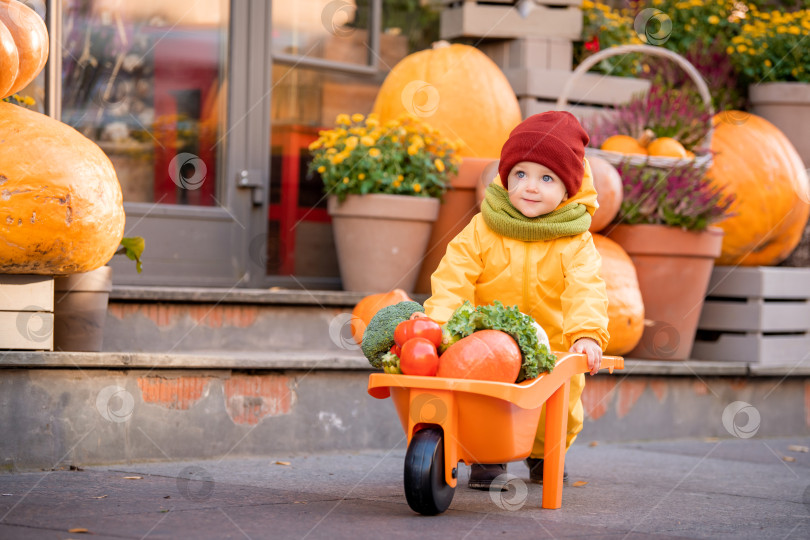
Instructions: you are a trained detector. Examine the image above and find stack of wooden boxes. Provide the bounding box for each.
[693,267,810,365]
[440,0,650,121]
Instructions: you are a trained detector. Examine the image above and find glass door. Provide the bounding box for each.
[55,0,271,287]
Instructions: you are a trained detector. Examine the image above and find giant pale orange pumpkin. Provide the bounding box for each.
[0,0,49,99]
[708,111,810,266]
[0,102,125,274]
[592,234,644,356]
[587,156,623,233]
[371,42,522,159]
[351,289,413,343]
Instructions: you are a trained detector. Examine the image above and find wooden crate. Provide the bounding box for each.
[505,68,651,107]
[692,267,810,364]
[0,275,54,351]
[440,2,582,40]
[518,97,617,125]
[478,37,573,71]
[440,1,583,7]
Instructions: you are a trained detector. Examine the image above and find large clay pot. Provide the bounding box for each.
[415,158,493,293]
[749,82,810,167]
[328,194,439,293]
[54,266,113,352]
[606,224,723,360]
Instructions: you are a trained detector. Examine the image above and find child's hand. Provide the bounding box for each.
[570,338,602,375]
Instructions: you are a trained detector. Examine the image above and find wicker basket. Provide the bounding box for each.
[556,44,714,170]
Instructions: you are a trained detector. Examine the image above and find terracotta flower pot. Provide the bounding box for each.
[54,266,113,352]
[749,82,810,167]
[605,224,723,360]
[328,194,439,293]
[415,158,495,294]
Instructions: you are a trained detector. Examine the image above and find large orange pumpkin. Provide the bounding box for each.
[351,289,413,344]
[587,156,623,233]
[0,102,125,274]
[371,42,522,159]
[0,0,49,99]
[708,111,810,266]
[592,234,644,356]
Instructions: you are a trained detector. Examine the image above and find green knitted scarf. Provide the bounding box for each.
[481,183,591,241]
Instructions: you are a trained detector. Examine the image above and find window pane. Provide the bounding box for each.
[272,0,371,65]
[60,0,228,205]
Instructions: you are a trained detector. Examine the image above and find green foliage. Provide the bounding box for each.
[729,6,810,83]
[361,301,425,367]
[117,236,145,273]
[308,113,459,202]
[442,301,557,382]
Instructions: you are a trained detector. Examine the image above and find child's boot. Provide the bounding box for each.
[525,458,568,485]
[468,463,508,491]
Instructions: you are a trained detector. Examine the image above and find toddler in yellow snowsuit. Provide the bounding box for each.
[424,111,610,489]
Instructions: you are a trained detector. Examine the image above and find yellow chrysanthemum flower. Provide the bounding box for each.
[407,145,418,156]
[351,113,364,123]
[317,165,326,174]
[336,114,351,125]
[413,183,422,193]
[358,173,365,180]
[368,148,381,158]
[360,136,375,146]
[434,159,445,172]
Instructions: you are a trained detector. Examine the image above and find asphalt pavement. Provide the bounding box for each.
[1,436,808,539]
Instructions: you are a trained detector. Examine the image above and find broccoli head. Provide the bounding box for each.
[361,301,424,367]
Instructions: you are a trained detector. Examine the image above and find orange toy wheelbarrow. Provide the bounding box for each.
[367,352,624,515]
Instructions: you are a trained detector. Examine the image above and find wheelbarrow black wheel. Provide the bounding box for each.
[404,427,455,515]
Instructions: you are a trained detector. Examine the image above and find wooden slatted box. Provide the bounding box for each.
[0,275,54,351]
[692,267,810,364]
[440,1,582,40]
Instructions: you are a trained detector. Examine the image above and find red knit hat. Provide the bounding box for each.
[498,111,589,196]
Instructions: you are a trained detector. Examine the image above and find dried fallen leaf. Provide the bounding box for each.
[123,476,142,480]
[91,495,107,499]
[572,481,588,487]
[68,528,89,533]
[703,437,720,443]
[588,441,599,447]
[274,461,291,466]
[787,445,809,453]
[783,456,796,463]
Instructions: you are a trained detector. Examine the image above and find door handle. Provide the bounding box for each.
[237,169,265,206]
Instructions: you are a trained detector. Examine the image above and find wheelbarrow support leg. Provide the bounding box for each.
[542,379,570,509]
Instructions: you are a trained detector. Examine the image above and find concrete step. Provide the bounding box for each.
[2,350,808,471]
[102,287,426,353]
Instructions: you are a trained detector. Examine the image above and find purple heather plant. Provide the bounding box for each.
[585,83,713,152]
[614,160,735,231]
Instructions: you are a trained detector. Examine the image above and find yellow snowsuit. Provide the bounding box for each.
[424,159,609,459]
